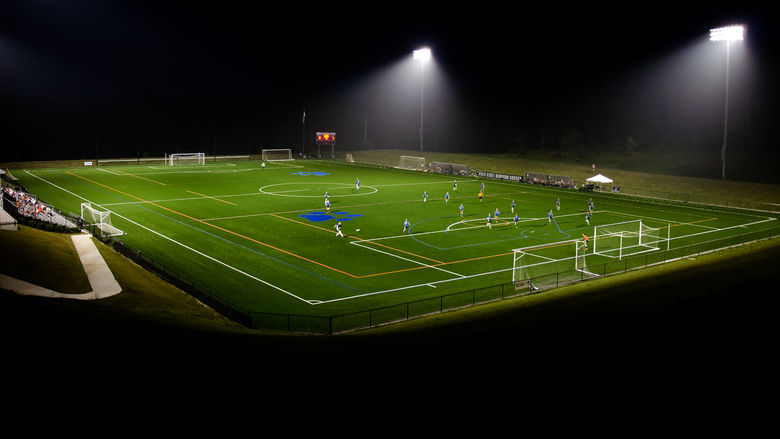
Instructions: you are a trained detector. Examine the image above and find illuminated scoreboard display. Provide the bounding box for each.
[316,132,336,144]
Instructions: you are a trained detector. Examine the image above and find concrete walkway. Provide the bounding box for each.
[0,233,122,300]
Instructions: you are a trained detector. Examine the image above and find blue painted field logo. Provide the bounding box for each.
[299,211,362,222]
[292,171,330,176]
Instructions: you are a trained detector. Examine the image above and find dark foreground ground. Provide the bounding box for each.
[3,239,779,387]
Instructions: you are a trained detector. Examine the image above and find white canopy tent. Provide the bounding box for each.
[586,174,613,184]
[585,174,615,191]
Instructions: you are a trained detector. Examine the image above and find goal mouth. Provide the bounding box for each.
[261,148,294,162]
[396,155,426,171]
[167,152,205,166]
[80,202,125,237]
[593,219,668,260]
[512,238,598,292]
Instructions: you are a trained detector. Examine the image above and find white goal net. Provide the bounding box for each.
[261,148,293,161]
[592,219,668,260]
[512,238,598,292]
[80,203,124,237]
[167,152,205,166]
[396,155,426,171]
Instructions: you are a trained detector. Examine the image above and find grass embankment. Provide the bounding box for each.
[353,149,780,209]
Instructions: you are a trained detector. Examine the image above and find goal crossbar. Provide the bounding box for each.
[261,148,294,161]
[167,152,205,166]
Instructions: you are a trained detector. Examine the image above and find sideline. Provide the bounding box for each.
[0,233,122,300]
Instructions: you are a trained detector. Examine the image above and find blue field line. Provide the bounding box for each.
[66,174,366,295]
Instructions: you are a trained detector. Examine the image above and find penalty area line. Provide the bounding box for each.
[24,170,309,305]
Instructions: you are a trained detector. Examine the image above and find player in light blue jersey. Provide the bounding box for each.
[548,209,553,225]
[459,203,464,217]
[514,213,519,228]
[355,177,361,190]
[325,198,331,213]
[403,218,410,233]
[445,192,450,205]
[494,207,500,220]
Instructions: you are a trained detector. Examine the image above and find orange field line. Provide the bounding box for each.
[116,170,166,186]
[268,213,445,265]
[186,190,237,206]
[67,172,357,278]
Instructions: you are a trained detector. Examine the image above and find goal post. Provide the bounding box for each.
[261,148,294,161]
[396,155,426,171]
[80,202,125,237]
[512,238,598,292]
[167,152,205,166]
[592,219,669,260]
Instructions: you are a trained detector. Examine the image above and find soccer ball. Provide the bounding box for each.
[356,229,360,232]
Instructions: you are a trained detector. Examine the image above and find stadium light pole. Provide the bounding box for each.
[710,25,744,181]
[413,47,431,152]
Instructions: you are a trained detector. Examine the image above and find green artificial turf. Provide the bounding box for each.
[11,154,780,330]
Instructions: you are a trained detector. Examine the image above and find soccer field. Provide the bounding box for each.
[16,158,779,332]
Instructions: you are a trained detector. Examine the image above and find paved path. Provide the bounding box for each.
[0,233,122,300]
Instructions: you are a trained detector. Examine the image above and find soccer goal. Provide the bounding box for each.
[167,152,205,166]
[592,219,669,260]
[80,203,125,237]
[512,238,598,292]
[396,155,426,171]
[261,148,293,161]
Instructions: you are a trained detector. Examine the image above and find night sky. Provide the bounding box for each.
[1,1,777,170]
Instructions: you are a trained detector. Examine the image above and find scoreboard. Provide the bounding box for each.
[316,132,336,144]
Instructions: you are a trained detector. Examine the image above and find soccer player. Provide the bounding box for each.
[494,207,500,220]
[324,191,329,200]
[403,218,410,233]
[423,191,428,203]
[445,192,450,205]
[459,203,464,217]
[480,181,485,193]
[486,213,492,229]
[556,197,560,211]
[453,180,457,192]
[261,161,266,170]
[582,233,589,250]
[548,209,553,225]
[585,212,591,226]
[334,221,344,237]
[478,191,483,203]
[588,198,594,214]
[325,198,331,213]
[511,199,516,214]
[355,177,361,191]
[514,213,519,228]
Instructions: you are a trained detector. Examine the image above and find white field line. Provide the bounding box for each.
[24,171,309,304]
[97,168,121,175]
[349,240,466,278]
[31,168,778,308]
[316,218,779,305]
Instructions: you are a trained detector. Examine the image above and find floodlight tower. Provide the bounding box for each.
[710,25,744,181]
[413,47,432,152]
